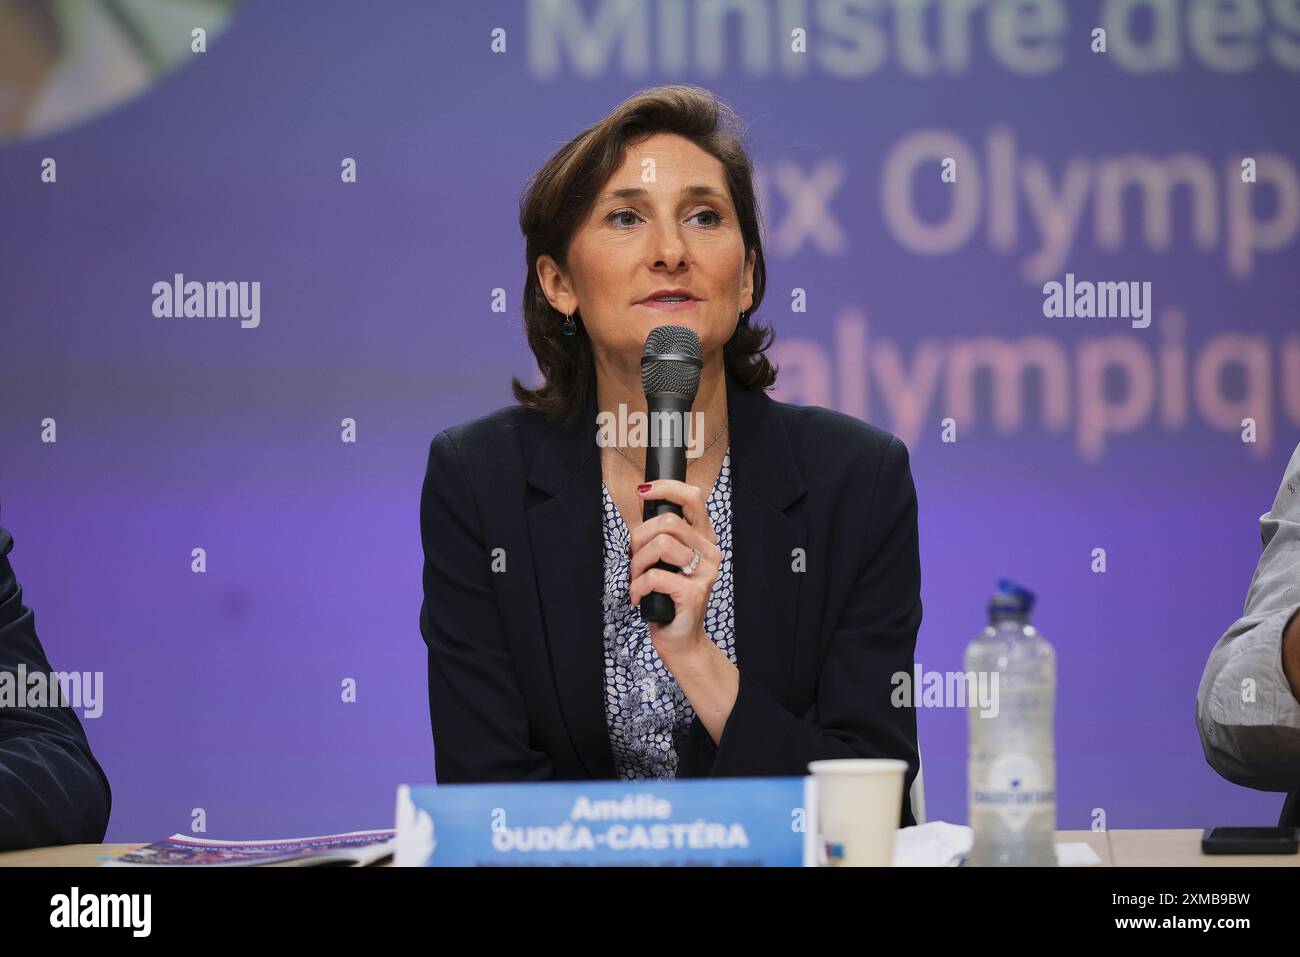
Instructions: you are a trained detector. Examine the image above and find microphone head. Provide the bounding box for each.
[641,325,703,400]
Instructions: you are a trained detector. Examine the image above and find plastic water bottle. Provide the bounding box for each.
[965,578,1057,866]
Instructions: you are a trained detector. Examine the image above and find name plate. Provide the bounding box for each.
[395,777,813,866]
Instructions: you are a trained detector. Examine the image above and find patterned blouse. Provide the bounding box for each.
[600,448,737,780]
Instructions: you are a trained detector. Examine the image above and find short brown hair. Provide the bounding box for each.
[513,84,777,429]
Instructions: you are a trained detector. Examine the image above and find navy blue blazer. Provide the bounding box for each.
[0,526,112,850]
[419,369,922,826]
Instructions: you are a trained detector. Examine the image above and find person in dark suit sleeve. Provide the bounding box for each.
[0,525,112,849]
[419,86,921,826]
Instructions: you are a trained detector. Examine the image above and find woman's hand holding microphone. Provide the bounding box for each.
[627,478,738,742]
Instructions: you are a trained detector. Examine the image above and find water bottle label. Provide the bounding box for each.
[971,753,1055,831]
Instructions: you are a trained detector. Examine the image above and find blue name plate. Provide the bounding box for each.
[395,777,813,866]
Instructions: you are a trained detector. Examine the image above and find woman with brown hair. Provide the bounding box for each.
[419,85,922,824]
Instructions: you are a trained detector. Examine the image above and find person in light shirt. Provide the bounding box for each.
[1197,442,1300,823]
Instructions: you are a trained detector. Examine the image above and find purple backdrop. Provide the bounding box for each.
[1,0,1298,841]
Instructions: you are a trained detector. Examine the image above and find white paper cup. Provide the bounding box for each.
[807,758,908,866]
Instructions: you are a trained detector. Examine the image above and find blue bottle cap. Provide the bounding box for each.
[993,578,1036,615]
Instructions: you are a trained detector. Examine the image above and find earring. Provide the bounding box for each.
[738,309,750,328]
[562,312,576,336]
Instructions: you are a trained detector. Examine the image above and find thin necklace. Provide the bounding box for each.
[608,416,729,471]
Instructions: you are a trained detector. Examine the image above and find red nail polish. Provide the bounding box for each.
[636,483,651,493]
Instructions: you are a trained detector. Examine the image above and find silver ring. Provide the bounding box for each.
[681,548,701,576]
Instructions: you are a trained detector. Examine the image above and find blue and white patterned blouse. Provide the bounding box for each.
[600,448,737,780]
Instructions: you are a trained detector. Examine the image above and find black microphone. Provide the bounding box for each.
[638,324,703,624]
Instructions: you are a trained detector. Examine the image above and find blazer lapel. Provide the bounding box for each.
[525,385,615,779]
[725,372,809,708]
[524,370,809,780]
